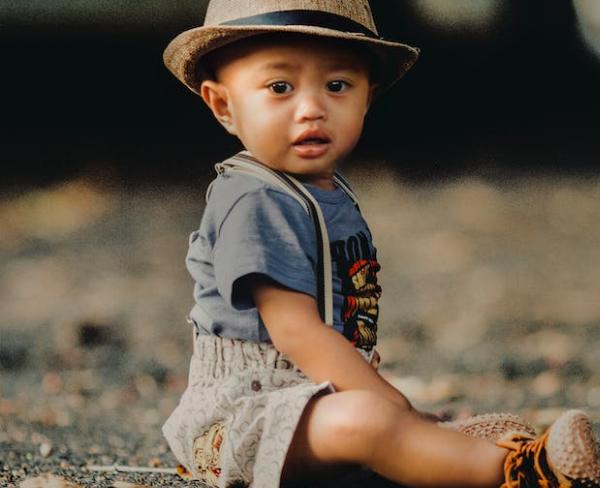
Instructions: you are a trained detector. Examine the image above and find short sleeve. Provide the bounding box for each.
[213,187,318,311]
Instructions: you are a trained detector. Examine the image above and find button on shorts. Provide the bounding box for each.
[162,334,376,488]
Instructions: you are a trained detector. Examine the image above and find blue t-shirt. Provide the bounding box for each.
[186,158,382,350]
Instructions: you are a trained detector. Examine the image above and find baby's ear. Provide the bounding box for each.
[200,80,237,135]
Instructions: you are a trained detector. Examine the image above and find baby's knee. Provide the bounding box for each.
[296,390,412,466]
[327,391,404,443]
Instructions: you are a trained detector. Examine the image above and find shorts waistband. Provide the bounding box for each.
[194,334,299,373]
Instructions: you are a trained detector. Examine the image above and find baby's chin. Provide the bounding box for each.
[245,148,340,173]
[284,157,340,176]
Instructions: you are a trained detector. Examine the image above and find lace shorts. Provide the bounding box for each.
[162,334,378,488]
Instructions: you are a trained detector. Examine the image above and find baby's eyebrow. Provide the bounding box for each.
[259,61,301,72]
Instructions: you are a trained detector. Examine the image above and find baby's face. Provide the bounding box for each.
[200,34,376,186]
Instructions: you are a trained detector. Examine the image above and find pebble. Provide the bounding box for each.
[147,458,161,468]
[42,373,63,395]
[40,442,53,458]
[20,474,81,487]
[532,371,562,398]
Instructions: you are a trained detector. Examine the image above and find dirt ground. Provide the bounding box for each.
[1,162,599,486]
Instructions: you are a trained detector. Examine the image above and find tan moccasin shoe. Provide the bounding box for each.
[496,410,600,488]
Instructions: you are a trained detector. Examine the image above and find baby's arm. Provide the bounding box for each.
[246,273,414,411]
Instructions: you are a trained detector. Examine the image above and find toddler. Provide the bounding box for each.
[160,1,600,487]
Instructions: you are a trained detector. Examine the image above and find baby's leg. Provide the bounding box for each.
[281,390,507,488]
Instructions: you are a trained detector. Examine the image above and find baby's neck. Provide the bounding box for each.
[295,174,337,191]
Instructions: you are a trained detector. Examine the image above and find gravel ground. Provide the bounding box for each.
[1,165,600,486]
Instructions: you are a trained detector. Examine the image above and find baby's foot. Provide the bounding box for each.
[439,412,536,443]
[496,409,600,487]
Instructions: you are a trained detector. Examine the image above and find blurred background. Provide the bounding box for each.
[1,0,600,485]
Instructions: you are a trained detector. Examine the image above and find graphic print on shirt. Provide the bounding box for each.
[330,230,381,351]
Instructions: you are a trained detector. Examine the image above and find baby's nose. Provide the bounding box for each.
[294,91,327,122]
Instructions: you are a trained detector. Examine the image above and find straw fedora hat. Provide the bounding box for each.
[163,0,420,98]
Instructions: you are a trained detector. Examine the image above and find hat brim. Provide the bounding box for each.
[163,24,420,98]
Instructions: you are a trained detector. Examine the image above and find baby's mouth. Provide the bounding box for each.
[294,138,330,146]
[292,128,332,147]
[292,130,332,157]
[292,137,331,158]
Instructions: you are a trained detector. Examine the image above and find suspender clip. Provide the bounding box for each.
[214,163,227,175]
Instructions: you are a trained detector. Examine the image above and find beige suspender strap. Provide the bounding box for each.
[280,172,334,326]
[332,173,360,209]
[225,151,335,326]
[213,159,311,214]
[205,153,360,210]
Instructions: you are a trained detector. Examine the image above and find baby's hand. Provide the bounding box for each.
[416,410,445,423]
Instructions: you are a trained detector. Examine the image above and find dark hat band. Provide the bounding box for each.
[219,9,381,39]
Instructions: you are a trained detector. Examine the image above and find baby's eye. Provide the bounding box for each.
[269,81,293,94]
[327,80,351,93]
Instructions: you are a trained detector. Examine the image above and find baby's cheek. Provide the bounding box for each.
[339,117,365,148]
